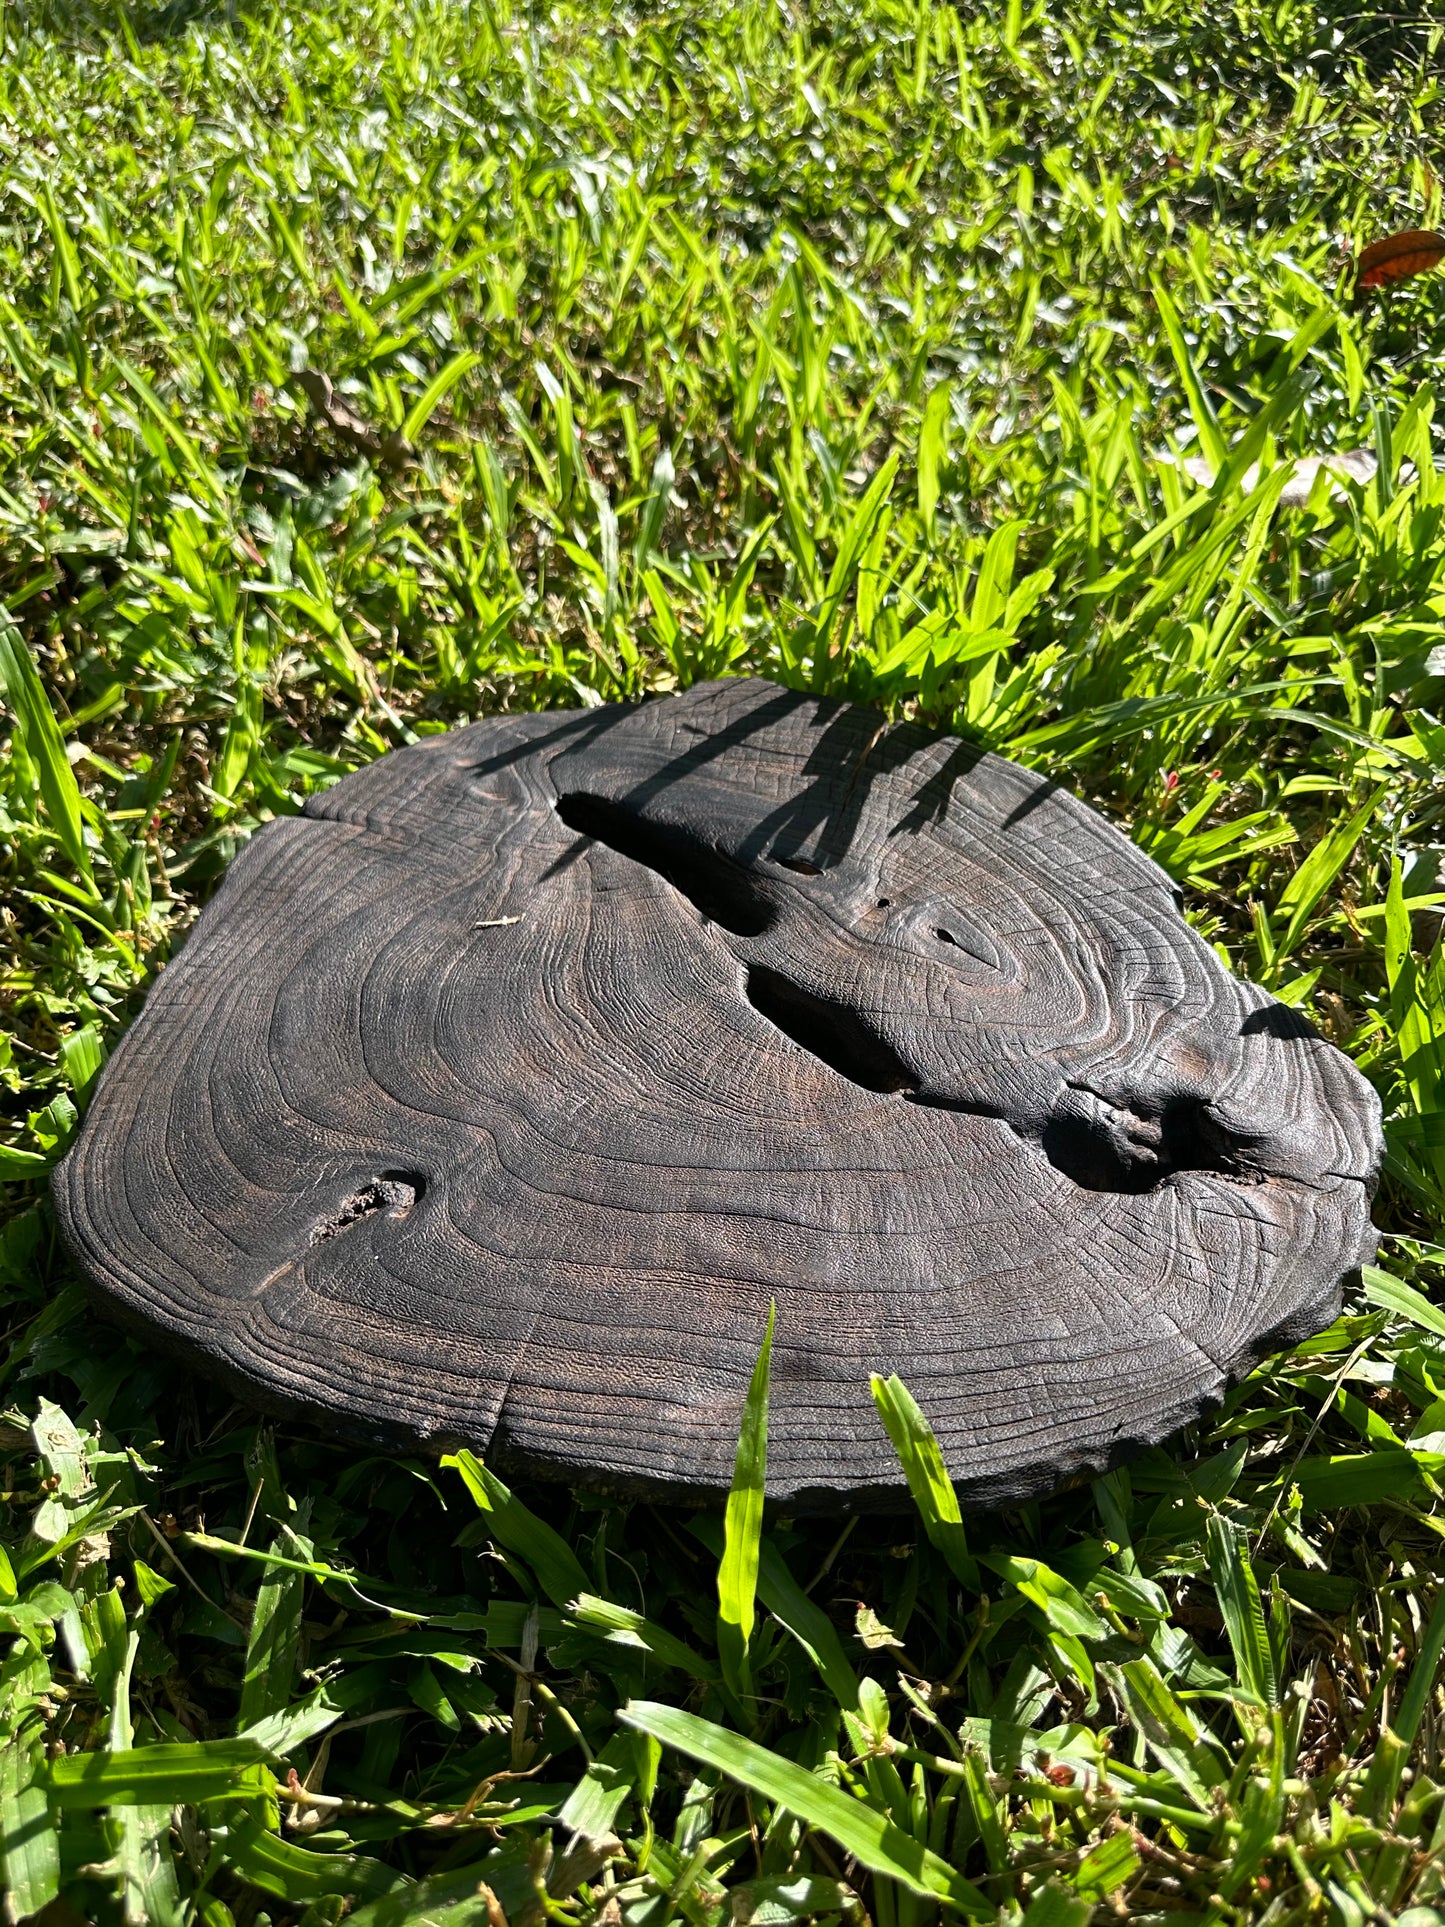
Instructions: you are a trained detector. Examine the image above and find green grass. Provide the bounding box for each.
[3,0,1445,1918]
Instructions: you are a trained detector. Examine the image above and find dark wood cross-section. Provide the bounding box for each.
[54,679,1381,1510]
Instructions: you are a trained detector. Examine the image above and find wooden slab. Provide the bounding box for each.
[53,678,1382,1509]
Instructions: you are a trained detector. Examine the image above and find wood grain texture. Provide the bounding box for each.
[53,678,1382,1510]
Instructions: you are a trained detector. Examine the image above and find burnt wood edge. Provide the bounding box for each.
[55,1188,1365,1517]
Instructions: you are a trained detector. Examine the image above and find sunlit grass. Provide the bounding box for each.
[3,0,1445,1919]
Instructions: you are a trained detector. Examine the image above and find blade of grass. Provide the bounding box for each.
[443,1449,590,1611]
[870,1374,977,1588]
[399,349,480,446]
[618,1701,991,1916]
[0,610,96,892]
[717,1303,774,1701]
[1205,1512,1278,1707]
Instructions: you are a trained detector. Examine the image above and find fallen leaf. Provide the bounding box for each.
[854,1603,905,1650]
[1356,228,1445,291]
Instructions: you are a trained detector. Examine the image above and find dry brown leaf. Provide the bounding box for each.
[1356,228,1445,291]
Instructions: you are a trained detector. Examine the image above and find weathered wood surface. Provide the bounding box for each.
[54,678,1382,1509]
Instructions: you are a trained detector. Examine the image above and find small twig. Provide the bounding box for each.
[806,1515,858,1592]
[510,1602,539,1770]
[140,1511,242,1624]
[1253,1332,1377,1555]
[282,1769,380,1816]
[941,1595,990,1691]
[491,1645,594,1765]
[432,1756,555,1830]
[236,1473,264,1551]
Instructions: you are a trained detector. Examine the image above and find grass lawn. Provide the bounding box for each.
[3,0,1445,1919]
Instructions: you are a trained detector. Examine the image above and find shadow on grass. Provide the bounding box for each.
[7,0,276,44]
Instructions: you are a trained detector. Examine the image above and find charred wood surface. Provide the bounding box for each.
[55,679,1382,1508]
